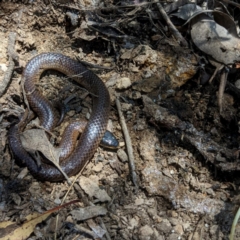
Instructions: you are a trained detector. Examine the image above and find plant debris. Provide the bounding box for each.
[1,0,240,239]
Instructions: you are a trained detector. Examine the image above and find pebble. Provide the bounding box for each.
[119,141,125,147]
[86,112,90,120]
[54,198,61,205]
[135,197,144,206]
[168,218,179,226]
[235,79,240,89]
[129,91,141,99]
[210,225,218,235]
[67,110,75,117]
[128,217,139,230]
[139,225,154,240]
[92,162,103,172]
[167,233,180,240]
[174,224,184,235]
[0,63,7,71]
[121,103,132,111]
[168,210,178,218]
[117,149,128,162]
[116,77,131,89]
[155,219,172,234]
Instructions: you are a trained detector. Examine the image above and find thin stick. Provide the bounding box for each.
[209,64,224,84]
[229,206,240,240]
[0,32,18,97]
[218,67,228,114]
[220,0,240,9]
[116,98,138,188]
[156,2,188,47]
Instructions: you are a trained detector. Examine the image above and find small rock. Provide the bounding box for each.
[116,77,131,89]
[210,225,218,236]
[182,222,190,230]
[0,202,5,211]
[86,112,90,119]
[67,110,75,117]
[11,193,21,206]
[117,149,128,162]
[128,217,139,230]
[129,91,141,99]
[235,79,240,89]
[168,218,179,226]
[210,127,218,136]
[156,219,172,234]
[132,74,163,93]
[0,63,7,71]
[130,66,139,72]
[139,225,154,240]
[174,224,184,235]
[121,103,132,111]
[107,119,113,132]
[134,118,147,131]
[54,198,61,205]
[71,206,107,221]
[119,141,125,147]
[135,197,144,206]
[168,210,178,218]
[92,162,103,172]
[167,233,181,240]
[106,73,118,87]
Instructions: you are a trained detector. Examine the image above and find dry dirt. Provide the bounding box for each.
[1,1,240,240]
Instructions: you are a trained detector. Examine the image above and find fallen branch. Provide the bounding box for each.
[142,95,237,171]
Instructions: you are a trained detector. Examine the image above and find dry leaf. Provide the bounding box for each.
[0,200,80,240]
[79,176,111,202]
[87,219,106,238]
[20,129,61,163]
[191,12,240,65]
[20,129,70,181]
[71,206,107,221]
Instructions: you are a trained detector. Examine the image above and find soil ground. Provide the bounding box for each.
[1,1,240,240]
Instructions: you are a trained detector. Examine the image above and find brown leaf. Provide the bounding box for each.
[0,200,80,240]
[191,12,240,65]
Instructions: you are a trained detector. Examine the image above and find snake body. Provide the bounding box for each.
[8,53,110,181]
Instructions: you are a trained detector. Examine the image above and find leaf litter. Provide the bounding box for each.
[1,0,240,239]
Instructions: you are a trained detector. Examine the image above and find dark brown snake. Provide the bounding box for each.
[8,53,110,182]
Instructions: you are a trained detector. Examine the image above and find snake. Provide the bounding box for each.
[8,53,110,182]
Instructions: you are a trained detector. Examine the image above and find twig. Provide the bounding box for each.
[218,67,228,114]
[76,58,114,70]
[156,2,188,47]
[116,98,138,188]
[209,64,224,84]
[189,217,205,240]
[0,32,18,97]
[229,206,240,240]
[220,0,240,8]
